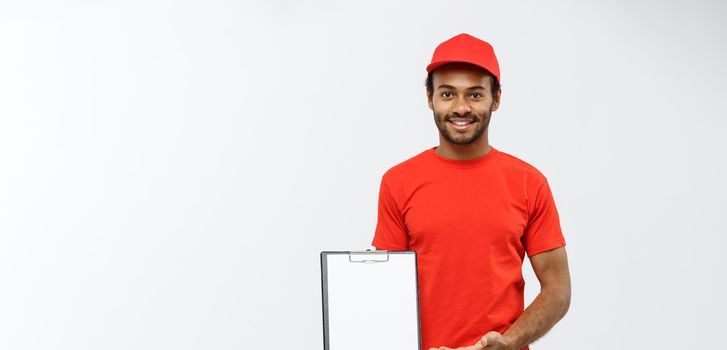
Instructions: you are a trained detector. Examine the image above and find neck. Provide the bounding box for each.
[435,134,491,160]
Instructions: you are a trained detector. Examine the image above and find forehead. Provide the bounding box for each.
[432,62,493,88]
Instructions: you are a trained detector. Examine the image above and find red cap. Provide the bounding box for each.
[426,33,500,84]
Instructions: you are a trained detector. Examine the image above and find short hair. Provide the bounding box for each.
[425,70,500,100]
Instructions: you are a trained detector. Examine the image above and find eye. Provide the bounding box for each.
[440,91,453,99]
[469,92,483,99]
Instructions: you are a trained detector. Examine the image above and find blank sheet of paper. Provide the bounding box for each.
[321,251,420,350]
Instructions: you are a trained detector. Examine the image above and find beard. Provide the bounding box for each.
[433,107,492,145]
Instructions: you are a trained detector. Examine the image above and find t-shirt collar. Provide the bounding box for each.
[428,145,498,168]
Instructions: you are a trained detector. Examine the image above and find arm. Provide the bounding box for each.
[492,177,571,349]
[431,247,571,350]
[476,246,571,350]
[371,176,409,251]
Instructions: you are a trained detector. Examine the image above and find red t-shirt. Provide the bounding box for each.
[371,146,566,350]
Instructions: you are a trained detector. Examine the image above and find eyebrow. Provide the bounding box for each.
[436,84,487,91]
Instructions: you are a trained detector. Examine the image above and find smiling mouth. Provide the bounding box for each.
[448,119,476,131]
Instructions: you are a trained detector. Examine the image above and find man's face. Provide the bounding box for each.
[428,63,500,145]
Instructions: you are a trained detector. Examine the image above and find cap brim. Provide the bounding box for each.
[426,59,497,82]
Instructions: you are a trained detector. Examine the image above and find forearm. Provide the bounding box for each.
[503,286,571,349]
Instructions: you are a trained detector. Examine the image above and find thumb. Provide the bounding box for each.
[478,331,502,348]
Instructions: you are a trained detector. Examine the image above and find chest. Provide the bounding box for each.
[401,172,529,249]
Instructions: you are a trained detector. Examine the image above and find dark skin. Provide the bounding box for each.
[428,62,500,161]
[423,63,571,350]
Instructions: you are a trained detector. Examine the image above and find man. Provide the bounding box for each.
[371,33,571,350]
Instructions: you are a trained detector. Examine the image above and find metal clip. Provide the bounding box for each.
[348,249,390,263]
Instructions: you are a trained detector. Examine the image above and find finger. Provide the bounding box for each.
[479,331,501,347]
[478,334,489,347]
[485,331,505,347]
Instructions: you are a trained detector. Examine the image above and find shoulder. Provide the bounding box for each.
[493,148,549,187]
[380,148,433,184]
[495,149,544,175]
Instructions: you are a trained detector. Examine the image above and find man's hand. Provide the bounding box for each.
[426,331,515,350]
[473,331,514,350]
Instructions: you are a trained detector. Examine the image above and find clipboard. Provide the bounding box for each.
[320,250,421,350]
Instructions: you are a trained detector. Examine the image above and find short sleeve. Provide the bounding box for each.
[523,178,566,257]
[371,177,409,250]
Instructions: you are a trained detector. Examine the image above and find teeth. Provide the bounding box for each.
[453,121,469,126]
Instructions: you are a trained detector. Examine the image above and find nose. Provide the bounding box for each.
[452,96,471,115]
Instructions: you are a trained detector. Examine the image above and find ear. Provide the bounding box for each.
[491,88,501,112]
[427,91,434,110]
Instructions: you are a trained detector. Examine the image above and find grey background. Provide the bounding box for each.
[1,0,725,349]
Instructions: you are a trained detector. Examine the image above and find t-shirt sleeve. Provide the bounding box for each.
[371,176,409,250]
[523,178,566,257]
